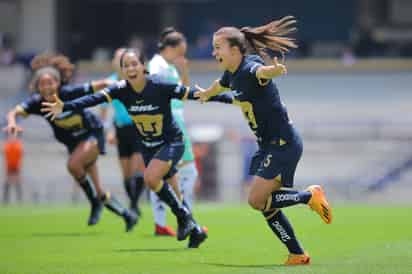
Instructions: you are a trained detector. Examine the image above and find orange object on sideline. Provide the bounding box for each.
[3,138,23,174]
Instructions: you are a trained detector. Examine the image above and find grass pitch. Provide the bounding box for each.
[1,204,411,274]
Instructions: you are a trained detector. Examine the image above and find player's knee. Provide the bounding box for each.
[248,195,265,211]
[67,161,82,177]
[143,171,160,190]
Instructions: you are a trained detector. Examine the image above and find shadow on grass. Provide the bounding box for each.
[202,262,282,269]
[115,248,187,253]
[32,232,100,237]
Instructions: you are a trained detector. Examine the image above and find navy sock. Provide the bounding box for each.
[78,176,98,205]
[264,190,311,211]
[133,172,145,204]
[263,209,304,254]
[123,178,134,204]
[101,192,127,217]
[124,172,144,206]
[155,182,188,219]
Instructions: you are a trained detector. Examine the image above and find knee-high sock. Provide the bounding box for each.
[178,163,198,211]
[150,190,167,226]
[264,190,311,211]
[77,176,98,205]
[124,178,136,208]
[101,192,127,217]
[154,181,188,219]
[125,172,145,209]
[263,209,304,254]
[132,172,145,205]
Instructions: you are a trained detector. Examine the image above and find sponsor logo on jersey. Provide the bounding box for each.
[129,104,159,112]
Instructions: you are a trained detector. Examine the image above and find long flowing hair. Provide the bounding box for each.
[215,16,298,58]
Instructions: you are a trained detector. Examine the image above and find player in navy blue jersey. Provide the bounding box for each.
[4,53,137,231]
[41,49,207,248]
[100,48,146,217]
[195,16,333,265]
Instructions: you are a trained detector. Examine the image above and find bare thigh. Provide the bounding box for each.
[248,176,281,210]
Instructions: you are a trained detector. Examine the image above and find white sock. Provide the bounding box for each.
[150,190,167,227]
[179,162,198,211]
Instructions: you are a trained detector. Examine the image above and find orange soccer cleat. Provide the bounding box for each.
[306,185,333,224]
[284,253,311,266]
[155,224,177,237]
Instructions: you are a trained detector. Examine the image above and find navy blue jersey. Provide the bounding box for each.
[18,83,103,148]
[63,75,196,148]
[219,55,294,145]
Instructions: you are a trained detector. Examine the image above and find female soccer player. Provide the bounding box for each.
[41,49,207,248]
[4,53,137,231]
[195,16,333,265]
[147,27,203,237]
[100,48,145,217]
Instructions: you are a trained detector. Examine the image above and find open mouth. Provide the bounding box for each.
[216,57,223,63]
[128,74,137,79]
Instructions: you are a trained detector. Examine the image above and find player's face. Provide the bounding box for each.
[174,41,187,58]
[121,52,145,83]
[212,34,238,70]
[37,73,59,102]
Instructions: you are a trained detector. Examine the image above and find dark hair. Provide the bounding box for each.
[157,27,186,51]
[119,48,148,74]
[29,53,75,91]
[119,48,145,67]
[215,16,298,58]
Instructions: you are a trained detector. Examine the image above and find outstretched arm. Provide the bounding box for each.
[61,78,116,100]
[41,92,110,120]
[255,57,287,80]
[207,93,234,104]
[3,106,26,136]
[193,80,228,102]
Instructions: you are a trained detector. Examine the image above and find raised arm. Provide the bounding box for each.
[255,57,287,80]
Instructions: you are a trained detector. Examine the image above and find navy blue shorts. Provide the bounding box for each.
[67,129,106,155]
[115,124,141,157]
[141,140,184,180]
[249,134,303,188]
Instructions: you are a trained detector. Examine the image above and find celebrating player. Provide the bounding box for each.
[41,49,207,248]
[148,27,208,238]
[195,16,333,265]
[4,53,137,231]
[100,48,145,216]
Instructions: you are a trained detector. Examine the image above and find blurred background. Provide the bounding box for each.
[1,0,411,205]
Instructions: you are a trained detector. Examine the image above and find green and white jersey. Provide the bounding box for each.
[147,54,194,162]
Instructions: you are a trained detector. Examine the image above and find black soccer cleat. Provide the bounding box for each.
[176,214,196,241]
[88,201,103,226]
[188,226,208,248]
[123,210,138,232]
